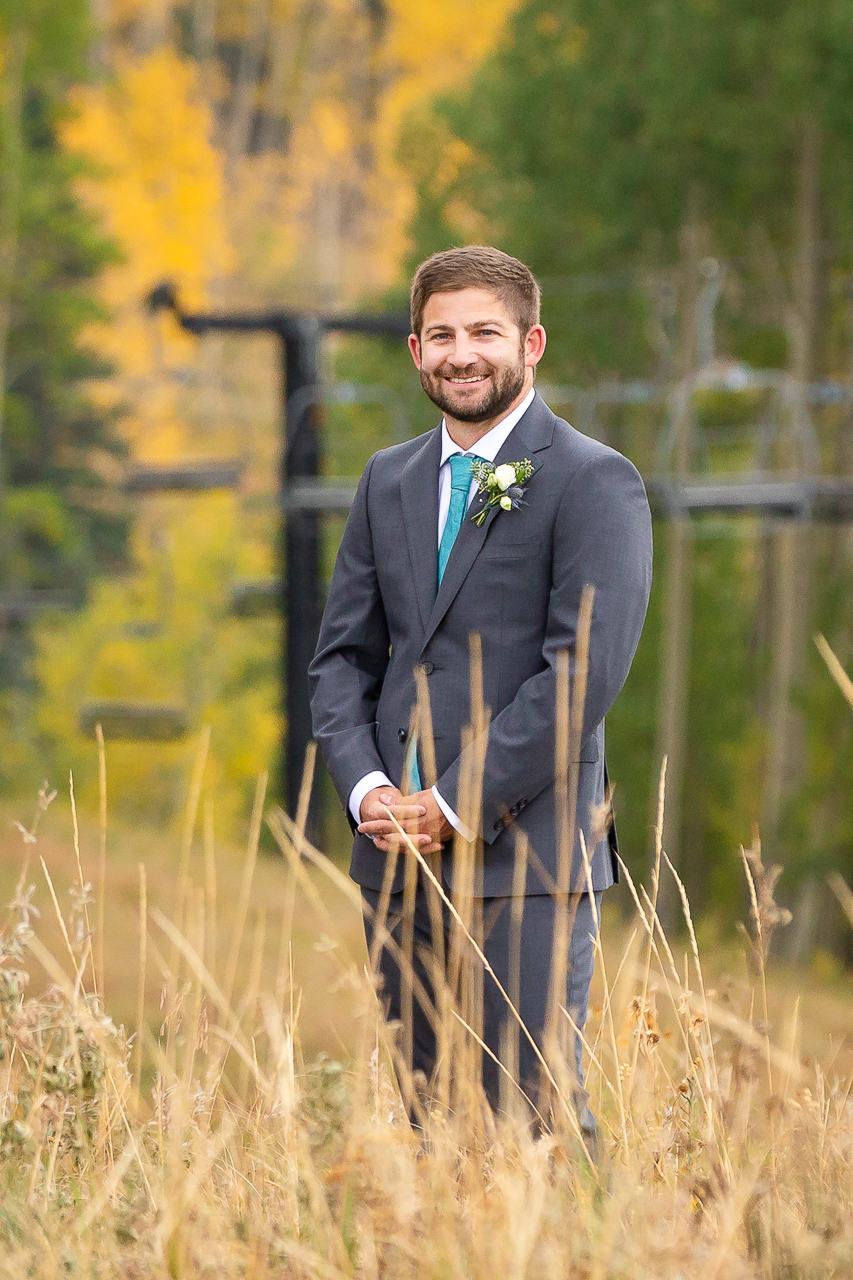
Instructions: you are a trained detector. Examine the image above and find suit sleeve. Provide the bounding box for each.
[435,450,652,844]
[309,455,391,820]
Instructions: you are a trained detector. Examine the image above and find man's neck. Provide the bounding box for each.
[443,377,533,451]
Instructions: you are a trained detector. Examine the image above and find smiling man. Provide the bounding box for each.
[309,246,652,1138]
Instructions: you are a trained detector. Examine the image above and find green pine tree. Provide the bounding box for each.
[0,0,126,769]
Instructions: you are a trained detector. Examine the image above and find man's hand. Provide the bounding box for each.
[358,786,431,855]
[357,786,449,855]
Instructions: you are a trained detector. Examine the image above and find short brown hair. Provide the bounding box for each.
[410,245,541,338]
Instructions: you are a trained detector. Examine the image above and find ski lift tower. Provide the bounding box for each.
[147,284,410,827]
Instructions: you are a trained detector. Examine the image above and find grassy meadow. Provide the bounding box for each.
[0,739,851,1278]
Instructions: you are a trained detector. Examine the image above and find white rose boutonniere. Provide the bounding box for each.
[493,463,518,491]
[469,458,534,527]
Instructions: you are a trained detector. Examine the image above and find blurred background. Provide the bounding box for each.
[2,0,853,983]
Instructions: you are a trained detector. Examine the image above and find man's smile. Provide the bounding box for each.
[443,372,491,385]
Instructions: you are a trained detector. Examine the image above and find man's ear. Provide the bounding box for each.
[524,324,547,369]
[408,332,422,368]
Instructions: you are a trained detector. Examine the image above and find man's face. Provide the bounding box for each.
[409,287,543,423]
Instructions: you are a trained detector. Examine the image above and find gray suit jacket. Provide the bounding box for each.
[309,392,653,896]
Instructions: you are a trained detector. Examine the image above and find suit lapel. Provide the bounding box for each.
[400,427,442,630]
[420,392,556,653]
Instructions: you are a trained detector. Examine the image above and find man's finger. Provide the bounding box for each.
[372,836,433,854]
[380,803,426,817]
[359,812,423,832]
[358,819,397,834]
[361,823,432,842]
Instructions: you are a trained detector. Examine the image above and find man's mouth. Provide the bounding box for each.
[444,374,489,385]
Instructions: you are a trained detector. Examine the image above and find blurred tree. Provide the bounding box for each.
[61,45,234,458]
[402,0,853,377]
[44,45,277,832]
[0,0,127,777]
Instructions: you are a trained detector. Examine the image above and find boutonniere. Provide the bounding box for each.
[469,459,534,527]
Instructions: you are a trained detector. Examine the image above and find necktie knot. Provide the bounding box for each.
[449,453,476,492]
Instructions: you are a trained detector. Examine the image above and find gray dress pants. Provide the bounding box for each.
[362,870,602,1131]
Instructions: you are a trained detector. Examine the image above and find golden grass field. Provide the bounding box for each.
[1,779,850,1085]
[0,741,851,1279]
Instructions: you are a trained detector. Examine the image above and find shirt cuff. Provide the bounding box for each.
[432,785,476,842]
[349,771,394,825]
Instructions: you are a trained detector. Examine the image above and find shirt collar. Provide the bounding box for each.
[439,387,536,466]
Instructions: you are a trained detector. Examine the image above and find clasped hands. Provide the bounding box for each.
[357,785,453,855]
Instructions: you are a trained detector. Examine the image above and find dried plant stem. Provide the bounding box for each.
[172,726,212,980]
[135,862,147,1095]
[546,585,593,1058]
[224,770,268,1007]
[828,871,853,929]
[506,832,529,1093]
[415,661,446,1026]
[180,725,212,882]
[95,723,107,999]
[740,846,774,1097]
[815,632,853,710]
[40,855,80,979]
[202,792,218,972]
[68,771,96,999]
[628,756,667,1095]
[663,850,720,1096]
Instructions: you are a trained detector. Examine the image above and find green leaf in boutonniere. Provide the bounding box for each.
[470,458,534,526]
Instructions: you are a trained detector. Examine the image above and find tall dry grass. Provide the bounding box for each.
[0,637,851,1276]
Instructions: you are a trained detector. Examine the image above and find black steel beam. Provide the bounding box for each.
[126,461,243,492]
[280,317,322,827]
[146,283,410,342]
[0,589,80,621]
[281,480,360,511]
[79,700,188,741]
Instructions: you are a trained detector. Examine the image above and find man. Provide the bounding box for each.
[309,246,652,1129]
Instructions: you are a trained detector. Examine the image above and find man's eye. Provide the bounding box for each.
[477,329,496,336]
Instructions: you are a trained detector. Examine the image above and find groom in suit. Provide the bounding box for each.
[310,246,652,1128]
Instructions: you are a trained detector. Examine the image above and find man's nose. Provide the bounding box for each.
[450,336,480,367]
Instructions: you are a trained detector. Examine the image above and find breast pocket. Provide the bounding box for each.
[481,538,542,561]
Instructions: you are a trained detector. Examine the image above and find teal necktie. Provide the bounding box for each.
[409,453,481,792]
[438,453,478,584]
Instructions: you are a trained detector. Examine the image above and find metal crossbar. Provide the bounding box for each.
[279,474,853,521]
[126,461,242,492]
[0,589,79,620]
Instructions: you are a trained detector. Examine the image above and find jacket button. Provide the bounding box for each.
[397,728,408,743]
[420,660,435,675]
[494,818,504,832]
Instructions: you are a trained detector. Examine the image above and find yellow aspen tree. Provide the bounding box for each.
[61,46,233,458]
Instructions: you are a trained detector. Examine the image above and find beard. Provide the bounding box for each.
[419,354,527,423]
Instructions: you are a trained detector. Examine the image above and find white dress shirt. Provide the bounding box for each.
[348,387,536,836]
